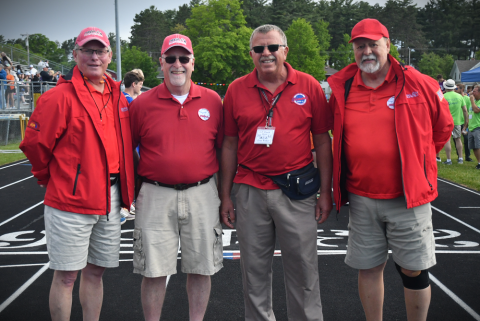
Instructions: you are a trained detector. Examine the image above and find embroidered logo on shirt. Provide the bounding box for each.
[292,93,307,105]
[387,96,395,109]
[198,108,210,121]
[406,91,419,98]
[28,121,40,131]
[437,89,444,101]
[121,107,128,112]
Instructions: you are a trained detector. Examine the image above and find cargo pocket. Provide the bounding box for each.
[133,228,145,271]
[213,227,223,267]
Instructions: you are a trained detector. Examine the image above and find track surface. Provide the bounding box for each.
[1,159,479,320]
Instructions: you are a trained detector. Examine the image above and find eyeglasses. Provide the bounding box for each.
[163,56,192,64]
[77,48,110,57]
[251,44,286,54]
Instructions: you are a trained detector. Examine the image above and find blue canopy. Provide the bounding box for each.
[461,66,480,82]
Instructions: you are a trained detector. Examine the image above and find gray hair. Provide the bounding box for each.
[74,43,112,52]
[250,24,287,49]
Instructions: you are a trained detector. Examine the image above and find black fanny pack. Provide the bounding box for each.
[239,163,320,200]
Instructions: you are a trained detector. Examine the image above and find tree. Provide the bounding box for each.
[185,0,254,88]
[285,19,326,81]
[112,46,160,88]
[389,45,404,63]
[242,0,269,29]
[418,52,454,79]
[330,34,354,70]
[269,0,317,31]
[130,6,170,61]
[313,19,331,65]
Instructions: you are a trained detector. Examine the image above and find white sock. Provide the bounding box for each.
[447,159,451,162]
[459,158,463,160]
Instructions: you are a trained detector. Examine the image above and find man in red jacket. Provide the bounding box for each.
[20,27,134,320]
[327,19,453,321]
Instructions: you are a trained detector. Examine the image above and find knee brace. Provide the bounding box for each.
[394,262,430,290]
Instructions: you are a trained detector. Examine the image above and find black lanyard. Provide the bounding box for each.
[258,87,284,127]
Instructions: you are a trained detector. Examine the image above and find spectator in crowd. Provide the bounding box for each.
[38,60,46,69]
[221,24,333,321]
[29,65,38,77]
[16,64,23,75]
[129,33,224,321]
[48,69,56,83]
[122,69,144,103]
[1,52,13,68]
[440,79,468,164]
[17,73,28,104]
[0,65,6,108]
[327,18,453,321]
[437,74,445,93]
[468,86,480,169]
[19,26,134,321]
[456,83,473,161]
[40,66,52,82]
[5,67,16,108]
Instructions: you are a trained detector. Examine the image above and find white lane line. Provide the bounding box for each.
[459,207,480,209]
[438,178,480,197]
[0,263,48,268]
[0,263,50,313]
[429,273,480,321]
[0,160,28,170]
[0,201,44,227]
[0,175,33,190]
[432,206,480,235]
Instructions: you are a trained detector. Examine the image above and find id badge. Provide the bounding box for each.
[254,127,275,145]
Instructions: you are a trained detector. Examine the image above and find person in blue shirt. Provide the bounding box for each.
[122,69,144,103]
[0,65,7,109]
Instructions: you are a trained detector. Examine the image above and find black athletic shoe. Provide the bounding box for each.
[476,164,480,170]
[466,157,473,162]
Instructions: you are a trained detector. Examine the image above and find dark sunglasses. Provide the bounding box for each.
[163,56,192,64]
[251,44,286,54]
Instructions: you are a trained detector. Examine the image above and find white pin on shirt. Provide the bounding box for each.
[198,108,210,121]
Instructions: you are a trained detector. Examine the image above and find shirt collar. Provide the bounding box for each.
[354,58,395,89]
[157,80,201,100]
[245,62,298,90]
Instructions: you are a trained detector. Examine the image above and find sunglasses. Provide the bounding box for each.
[251,44,286,54]
[163,56,192,64]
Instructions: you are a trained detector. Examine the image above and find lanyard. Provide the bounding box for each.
[258,88,285,127]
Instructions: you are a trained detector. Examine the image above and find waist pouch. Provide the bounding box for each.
[240,163,320,200]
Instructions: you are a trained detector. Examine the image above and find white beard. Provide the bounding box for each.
[359,54,380,73]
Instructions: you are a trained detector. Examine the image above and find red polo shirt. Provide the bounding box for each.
[224,62,332,189]
[129,81,224,185]
[343,64,403,199]
[86,81,119,174]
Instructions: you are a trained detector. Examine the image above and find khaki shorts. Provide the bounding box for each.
[133,178,223,277]
[452,125,462,139]
[44,181,121,271]
[345,193,436,271]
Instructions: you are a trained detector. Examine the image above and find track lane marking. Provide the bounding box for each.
[429,273,480,320]
[0,263,50,313]
[438,178,480,197]
[0,160,28,170]
[0,176,33,190]
[432,206,480,235]
[0,201,44,227]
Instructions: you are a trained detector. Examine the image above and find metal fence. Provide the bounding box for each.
[0,79,57,112]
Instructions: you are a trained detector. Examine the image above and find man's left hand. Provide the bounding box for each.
[315,192,332,224]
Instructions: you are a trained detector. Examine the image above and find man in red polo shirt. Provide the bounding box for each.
[328,19,453,321]
[20,27,134,320]
[220,24,333,321]
[129,34,224,320]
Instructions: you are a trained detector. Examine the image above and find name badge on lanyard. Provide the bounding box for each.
[255,88,284,147]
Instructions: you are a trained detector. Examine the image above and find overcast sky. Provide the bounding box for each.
[1,0,430,44]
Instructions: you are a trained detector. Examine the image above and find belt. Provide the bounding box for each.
[142,175,212,190]
[110,173,120,186]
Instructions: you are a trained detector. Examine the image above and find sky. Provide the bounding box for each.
[1,0,430,44]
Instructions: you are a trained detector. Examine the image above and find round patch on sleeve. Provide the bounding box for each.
[292,93,307,105]
[387,96,395,109]
[198,108,211,121]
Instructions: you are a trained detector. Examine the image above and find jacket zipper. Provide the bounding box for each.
[393,68,406,206]
[424,154,433,190]
[73,164,81,195]
[117,85,128,203]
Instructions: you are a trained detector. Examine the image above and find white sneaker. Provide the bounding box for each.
[120,207,130,218]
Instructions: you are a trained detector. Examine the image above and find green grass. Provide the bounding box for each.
[0,142,26,166]
[436,137,480,191]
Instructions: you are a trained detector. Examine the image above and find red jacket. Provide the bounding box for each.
[327,56,453,211]
[20,66,134,215]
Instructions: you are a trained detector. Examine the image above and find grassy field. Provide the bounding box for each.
[0,142,26,166]
[1,138,479,191]
[436,137,480,191]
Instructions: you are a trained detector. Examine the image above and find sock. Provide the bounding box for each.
[459,158,463,160]
[447,159,451,162]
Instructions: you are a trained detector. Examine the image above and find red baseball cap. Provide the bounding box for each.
[76,27,110,47]
[349,19,389,43]
[161,34,193,55]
